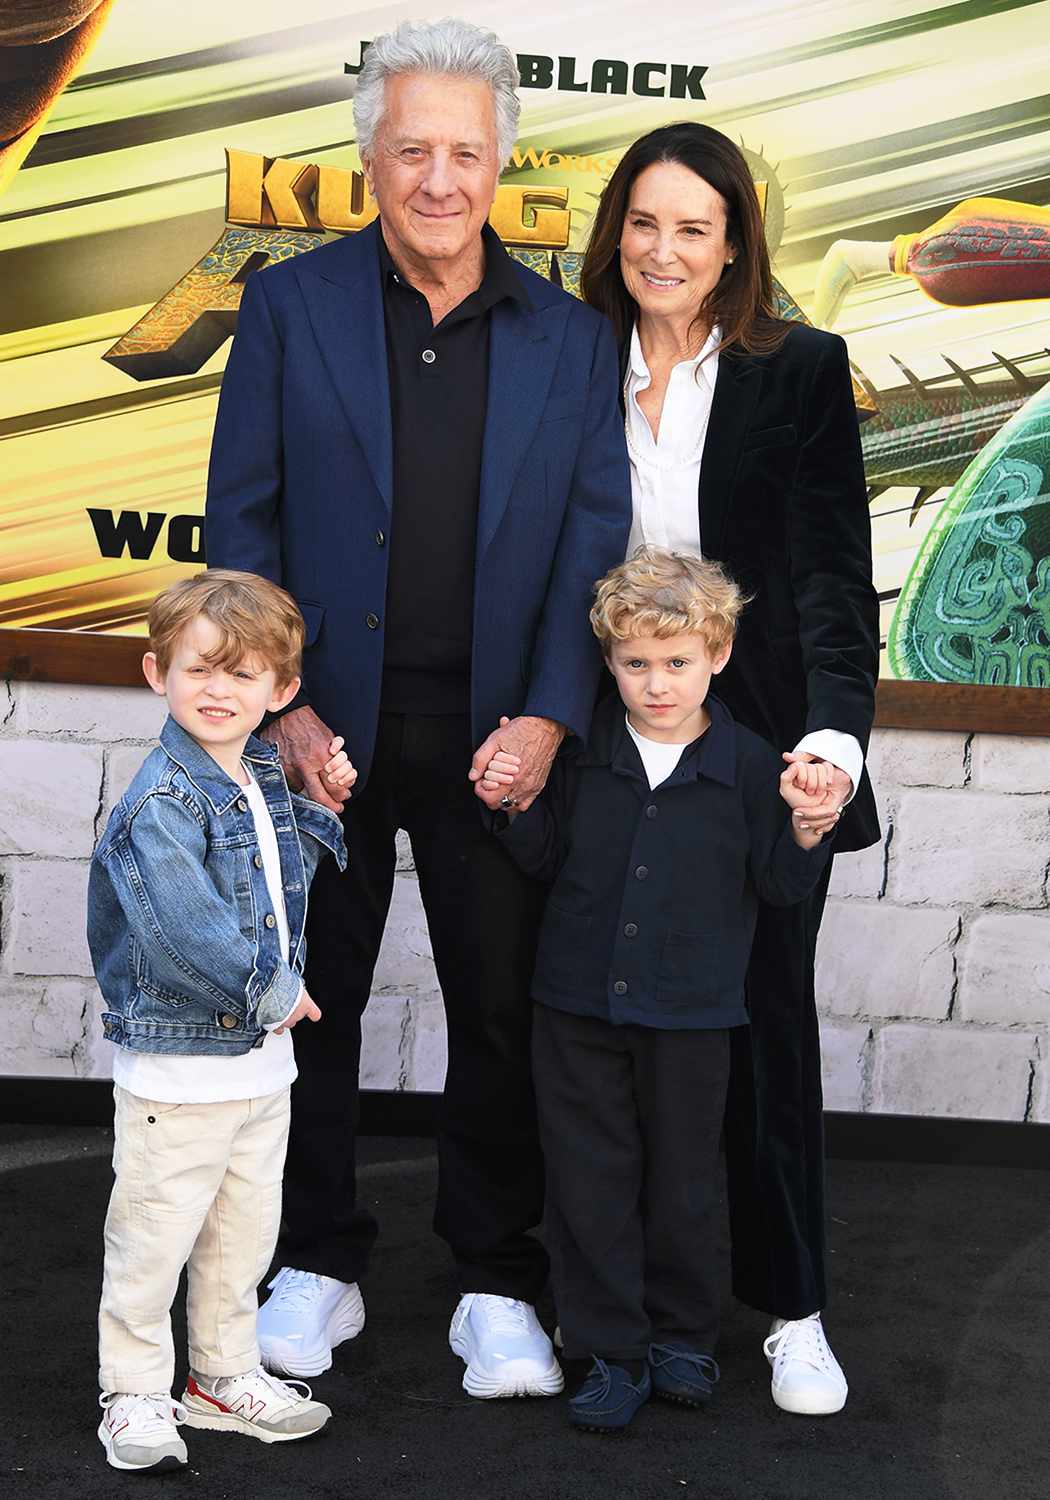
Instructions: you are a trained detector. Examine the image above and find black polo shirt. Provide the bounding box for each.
[378,223,527,716]
[494,693,832,1029]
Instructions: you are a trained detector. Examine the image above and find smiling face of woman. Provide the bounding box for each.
[619,160,735,339]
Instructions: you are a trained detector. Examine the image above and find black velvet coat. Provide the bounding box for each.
[620,317,881,1317]
[694,321,880,850]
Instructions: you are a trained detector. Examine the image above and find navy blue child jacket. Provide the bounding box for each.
[494,692,832,1030]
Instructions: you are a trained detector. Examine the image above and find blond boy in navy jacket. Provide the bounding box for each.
[482,547,838,1432]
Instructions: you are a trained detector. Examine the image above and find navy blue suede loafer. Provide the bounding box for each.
[568,1358,652,1433]
[648,1343,720,1407]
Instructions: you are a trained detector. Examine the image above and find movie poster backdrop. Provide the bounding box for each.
[2,1,1049,718]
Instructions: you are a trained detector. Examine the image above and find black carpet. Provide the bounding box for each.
[3,1130,1049,1500]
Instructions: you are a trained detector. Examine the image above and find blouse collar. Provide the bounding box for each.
[628,322,721,386]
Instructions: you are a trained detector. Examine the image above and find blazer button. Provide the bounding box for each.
[634,864,648,880]
[264,913,277,929]
[254,852,264,869]
[366,612,380,630]
[220,1014,238,1029]
[645,804,658,819]
[375,529,386,546]
[623,922,638,938]
[613,980,628,995]
[237,798,248,813]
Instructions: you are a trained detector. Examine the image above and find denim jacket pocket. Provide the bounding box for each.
[132,938,196,1008]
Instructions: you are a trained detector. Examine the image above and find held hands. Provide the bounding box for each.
[273,987,322,1034]
[322,737,356,791]
[469,714,565,812]
[261,705,356,813]
[779,752,852,850]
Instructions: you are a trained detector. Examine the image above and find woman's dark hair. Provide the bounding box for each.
[581,121,788,358]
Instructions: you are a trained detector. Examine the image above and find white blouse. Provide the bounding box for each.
[624,322,718,560]
[624,323,864,797]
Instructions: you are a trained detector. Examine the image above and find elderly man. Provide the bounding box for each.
[205,18,629,1397]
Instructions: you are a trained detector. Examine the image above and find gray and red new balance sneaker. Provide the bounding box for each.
[98,1391,188,1470]
[181,1365,331,1442]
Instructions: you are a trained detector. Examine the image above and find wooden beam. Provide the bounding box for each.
[874,679,1050,735]
[4,627,1050,736]
[0,628,143,689]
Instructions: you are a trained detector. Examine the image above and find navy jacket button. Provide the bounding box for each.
[366,612,380,629]
[624,922,638,938]
[375,529,386,546]
[635,865,648,880]
[613,980,628,995]
[645,804,658,819]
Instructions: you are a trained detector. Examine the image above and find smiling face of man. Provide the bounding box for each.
[361,71,502,280]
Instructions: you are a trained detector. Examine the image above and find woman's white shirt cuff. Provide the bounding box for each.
[792,730,864,804]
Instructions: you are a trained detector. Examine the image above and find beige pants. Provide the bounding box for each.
[99,1085,290,1394]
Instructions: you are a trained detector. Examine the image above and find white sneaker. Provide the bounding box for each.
[449,1293,564,1399]
[764,1312,848,1415]
[98,1392,188,1471]
[182,1365,331,1442]
[258,1266,365,1376]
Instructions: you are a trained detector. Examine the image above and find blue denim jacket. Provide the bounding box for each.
[88,715,347,1056]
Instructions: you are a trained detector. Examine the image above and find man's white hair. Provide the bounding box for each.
[353,17,521,165]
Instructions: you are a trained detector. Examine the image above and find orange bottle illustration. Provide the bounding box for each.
[891,197,1050,306]
[814,197,1050,327]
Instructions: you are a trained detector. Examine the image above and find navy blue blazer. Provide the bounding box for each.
[205,222,631,788]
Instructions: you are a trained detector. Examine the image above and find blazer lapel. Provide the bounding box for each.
[477,297,562,559]
[297,225,393,511]
[698,352,763,560]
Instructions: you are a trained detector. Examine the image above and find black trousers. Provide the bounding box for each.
[532,1004,730,1363]
[724,858,834,1320]
[278,712,549,1301]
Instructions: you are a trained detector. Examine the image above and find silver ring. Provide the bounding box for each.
[500,794,516,809]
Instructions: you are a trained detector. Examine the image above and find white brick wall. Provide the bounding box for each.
[822,729,1049,1120]
[1,687,1047,1118]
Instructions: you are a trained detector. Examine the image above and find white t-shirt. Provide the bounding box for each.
[112,769,299,1104]
[625,716,688,789]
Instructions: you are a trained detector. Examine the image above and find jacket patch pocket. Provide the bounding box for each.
[742,423,797,451]
[655,930,726,1006]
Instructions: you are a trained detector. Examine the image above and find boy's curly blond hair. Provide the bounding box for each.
[590,546,747,656]
[148,570,305,687]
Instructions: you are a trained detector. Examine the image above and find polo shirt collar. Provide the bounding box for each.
[580,690,737,788]
[377,221,527,312]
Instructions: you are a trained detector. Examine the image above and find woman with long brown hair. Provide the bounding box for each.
[581,122,880,1416]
